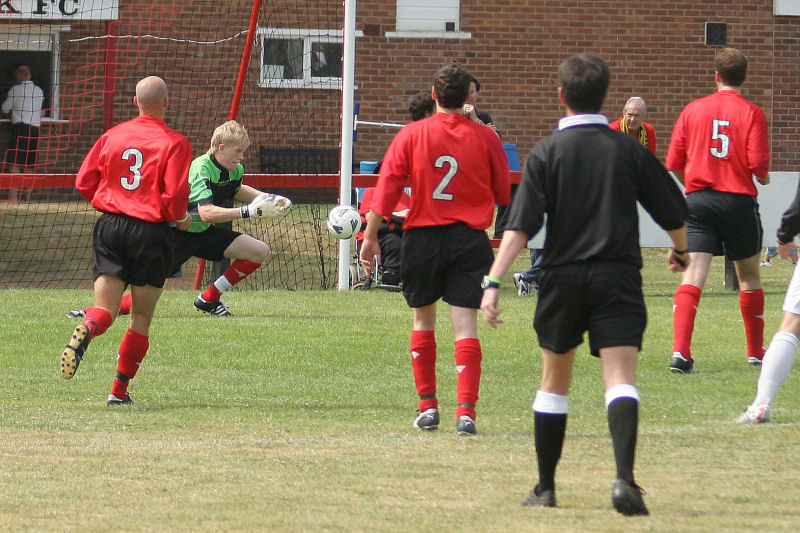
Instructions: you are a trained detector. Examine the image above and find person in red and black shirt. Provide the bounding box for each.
[361,61,510,436]
[59,76,193,406]
[666,47,771,374]
[608,96,656,154]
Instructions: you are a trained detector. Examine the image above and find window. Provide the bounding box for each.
[387,0,470,38]
[0,25,63,120]
[775,0,800,15]
[258,28,352,89]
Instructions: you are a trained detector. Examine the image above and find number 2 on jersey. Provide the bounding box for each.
[710,119,730,159]
[120,148,144,190]
[432,155,458,201]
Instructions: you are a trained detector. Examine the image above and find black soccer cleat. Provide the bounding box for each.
[522,484,557,507]
[61,324,92,379]
[456,414,476,436]
[413,408,439,431]
[194,296,232,316]
[65,309,86,319]
[670,352,698,374]
[107,393,136,406]
[612,479,649,516]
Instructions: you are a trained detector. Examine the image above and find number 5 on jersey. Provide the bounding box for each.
[710,119,730,159]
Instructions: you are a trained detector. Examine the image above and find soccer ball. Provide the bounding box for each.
[326,205,362,239]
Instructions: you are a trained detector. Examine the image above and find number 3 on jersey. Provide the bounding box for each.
[710,119,730,159]
[120,147,144,190]
[432,155,458,200]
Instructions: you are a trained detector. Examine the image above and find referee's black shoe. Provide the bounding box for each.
[194,296,232,316]
[670,352,698,374]
[612,479,649,516]
[522,484,556,507]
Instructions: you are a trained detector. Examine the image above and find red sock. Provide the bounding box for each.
[82,307,113,338]
[740,289,765,359]
[410,330,437,412]
[119,293,132,315]
[201,260,261,302]
[672,284,701,358]
[110,329,149,399]
[454,338,482,419]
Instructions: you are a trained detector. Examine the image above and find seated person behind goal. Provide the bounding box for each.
[357,187,411,286]
[68,120,291,318]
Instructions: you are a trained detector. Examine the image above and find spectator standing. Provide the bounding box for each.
[480,53,688,515]
[361,62,510,436]
[59,76,193,406]
[666,47,771,373]
[2,64,44,173]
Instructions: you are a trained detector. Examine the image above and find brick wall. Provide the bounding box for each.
[353,0,800,172]
[15,1,800,175]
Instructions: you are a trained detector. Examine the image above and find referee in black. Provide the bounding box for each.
[480,53,689,516]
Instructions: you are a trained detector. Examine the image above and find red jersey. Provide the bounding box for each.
[76,115,192,223]
[666,90,769,195]
[372,112,510,230]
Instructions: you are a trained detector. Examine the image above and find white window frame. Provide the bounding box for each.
[775,0,800,15]
[387,0,471,39]
[0,24,65,121]
[257,28,362,90]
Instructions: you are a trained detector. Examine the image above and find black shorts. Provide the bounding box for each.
[686,189,763,260]
[534,261,646,357]
[5,123,39,166]
[92,213,174,288]
[170,225,241,272]
[400,223,494,309]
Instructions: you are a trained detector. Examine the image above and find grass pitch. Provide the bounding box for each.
[1,250,799,531]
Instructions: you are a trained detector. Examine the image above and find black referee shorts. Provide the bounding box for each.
[686,189,763,261]
[92,212,174,288]
[401,222,494,309]
[169,225,241,272]
[534,261,646,357]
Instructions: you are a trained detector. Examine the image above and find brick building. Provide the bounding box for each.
[1,1,800,175]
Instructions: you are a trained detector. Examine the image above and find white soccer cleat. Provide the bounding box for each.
[736,404,770,424]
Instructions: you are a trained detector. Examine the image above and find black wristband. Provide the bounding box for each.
[672,247,688,255]
[240,205,250,219]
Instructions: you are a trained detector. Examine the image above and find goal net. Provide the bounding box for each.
[0,0,348,290]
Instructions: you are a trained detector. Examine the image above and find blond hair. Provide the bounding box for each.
[208,120,250,155]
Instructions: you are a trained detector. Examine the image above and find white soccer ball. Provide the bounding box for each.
[326,205,361,239]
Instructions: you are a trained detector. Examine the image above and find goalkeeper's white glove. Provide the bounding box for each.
[240,193,292,218]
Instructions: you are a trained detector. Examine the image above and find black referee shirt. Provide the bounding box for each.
[506,114,688,269]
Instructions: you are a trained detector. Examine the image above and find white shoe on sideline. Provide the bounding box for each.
[736,404,770,424]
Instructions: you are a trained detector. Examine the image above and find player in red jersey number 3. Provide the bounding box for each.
[59,76,193,406]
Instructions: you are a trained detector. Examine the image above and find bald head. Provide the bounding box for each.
[134,76,168,118]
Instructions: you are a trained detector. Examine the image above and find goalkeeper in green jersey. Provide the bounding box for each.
[68,120,291,318]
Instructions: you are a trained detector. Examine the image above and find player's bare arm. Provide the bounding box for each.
[777,239,796,260]
[666,226,690,272]
[235,184,263,203]
[480,230,529,328]
[359,210,383,274]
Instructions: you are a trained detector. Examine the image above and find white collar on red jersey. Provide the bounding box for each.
[558,114,609,131]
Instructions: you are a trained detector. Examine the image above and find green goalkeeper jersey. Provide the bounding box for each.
[186,153,245,233]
